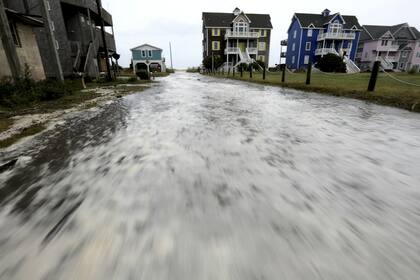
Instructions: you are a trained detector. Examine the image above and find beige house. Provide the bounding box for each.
[0,8,45,81]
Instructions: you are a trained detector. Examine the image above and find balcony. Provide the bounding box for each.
[225,30,260,39]
[95,29,116,51]
[317,32,355,41]
[376,45,399,52]
[315,47,339,56]
[247,48,258,55]
[225,48,240,54]
[61,0,113,26]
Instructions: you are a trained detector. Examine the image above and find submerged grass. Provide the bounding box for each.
[210,72,420,112]
[0,123,46,149]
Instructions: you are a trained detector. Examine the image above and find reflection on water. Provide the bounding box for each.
[0,72,420,280]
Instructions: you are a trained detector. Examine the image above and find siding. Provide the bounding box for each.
[132,49,162,61]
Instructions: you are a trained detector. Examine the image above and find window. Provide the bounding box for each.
[293,30,297,39]
[258,55,265,62]
[306,42,311,51]
[304,55,310,64]
[212,28,220,36]
[258,42,266,51]
[9,21,21,47]
[148,50,152,57]
[417,52,420,58]
[292,43,296,51]
[234,19,248,33]
[381,40,389,46]
[329,22,342,34]
[292,56,295,64]
[260,30,267,37]
[402,52,408,58]
[400,63,405,69]
[364,52,368,58]
[307,29,313,37]
[141,50,146,57]
[212,41,220,51]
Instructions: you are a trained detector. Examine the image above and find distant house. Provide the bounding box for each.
[202,8,273,70]
[131,44,166,73]
[286,9,362,73]
[356,23,420,72]
[0,8,45,80]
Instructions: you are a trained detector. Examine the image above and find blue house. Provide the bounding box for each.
[131,44,166,73]
[286,9,362,72]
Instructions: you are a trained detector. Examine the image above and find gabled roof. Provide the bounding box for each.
[293,12,362,29]
[202,12,272,28]
[130,44,162,51]
[360,23,420,42]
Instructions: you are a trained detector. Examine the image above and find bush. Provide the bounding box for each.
[408,65,419,75]
[166,68,175,73]
[202,55,223,71]
[316,53,346,73]
[186,67,200,73]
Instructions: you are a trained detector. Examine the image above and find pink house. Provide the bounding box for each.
[356,23,420,72]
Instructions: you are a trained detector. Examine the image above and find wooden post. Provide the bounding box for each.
[222,68,224,76]
[39,0,64,81]
[249,64,253,78]
[240,67,243,77]
[95,0,112,81]
[263,65,266,80]
[228,67,230,76]
[233,68,235,77]
[368,61,381,92]
[306,62,312,85]
[282,64,286,83]
[0,0,21,80]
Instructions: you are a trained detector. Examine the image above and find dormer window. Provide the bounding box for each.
[329,22,342,34]
[234,19,248,34]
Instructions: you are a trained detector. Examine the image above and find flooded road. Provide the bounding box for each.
[1,72,420,280]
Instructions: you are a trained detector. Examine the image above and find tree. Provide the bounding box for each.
[317,53,346,73]
[202,55,223,72]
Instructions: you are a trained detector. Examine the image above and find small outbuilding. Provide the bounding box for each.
[131,44,166,74]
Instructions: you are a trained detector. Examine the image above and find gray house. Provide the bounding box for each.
[4,0,118,78]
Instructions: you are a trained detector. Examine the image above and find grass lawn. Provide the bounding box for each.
[211,71,420,112]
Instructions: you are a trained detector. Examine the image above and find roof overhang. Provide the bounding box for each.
[5,8,43,27]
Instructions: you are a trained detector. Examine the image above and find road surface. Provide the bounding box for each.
[1,72,420,280]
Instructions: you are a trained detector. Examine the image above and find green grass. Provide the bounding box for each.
[0,123,46,149]
[210,71,420,112]
[0,118,14,132]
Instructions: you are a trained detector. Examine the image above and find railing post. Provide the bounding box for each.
[282,64,286,83]
[249,64,253,78]
[306,62,312,85]
[368,61,381,92]
[263,65,266,80]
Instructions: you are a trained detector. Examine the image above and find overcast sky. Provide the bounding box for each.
[101,0,420,69]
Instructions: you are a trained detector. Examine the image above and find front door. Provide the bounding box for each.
[239,42,246,52]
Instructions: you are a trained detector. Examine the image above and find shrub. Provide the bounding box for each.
[316,53,346,73]
[202,55,223,71]
[408,65,419,75]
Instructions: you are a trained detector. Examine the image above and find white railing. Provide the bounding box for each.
[376,45,399,52]
[225,30,260,39]
[378,57,394,70]
[225,47,240,54]
[344,56,360,73]
[317,32,356,41]
[315,47,339,56]
[247,47,258,54]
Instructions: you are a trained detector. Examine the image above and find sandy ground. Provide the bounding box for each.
[0,84,150,146]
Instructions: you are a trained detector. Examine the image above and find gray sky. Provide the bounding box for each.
[101,0,420,69]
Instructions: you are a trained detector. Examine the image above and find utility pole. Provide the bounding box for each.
[212,52,214,73]
[39,0,64,82]
[95,0,112,81]
[0,0,22,80]
[169,42,173,70]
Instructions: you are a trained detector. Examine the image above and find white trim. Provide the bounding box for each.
[297,28,303,67]
[130,44,162,51]
[327,13,346,24]
[232,12,252,23]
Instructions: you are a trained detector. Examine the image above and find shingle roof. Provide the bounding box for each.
[202,12,273,29]
[294,13,362,29]
[361,24,420,41]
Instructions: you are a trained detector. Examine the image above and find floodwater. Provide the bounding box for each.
[1,72,420,280]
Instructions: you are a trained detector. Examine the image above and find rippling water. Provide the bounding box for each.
[1,72,420,280]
